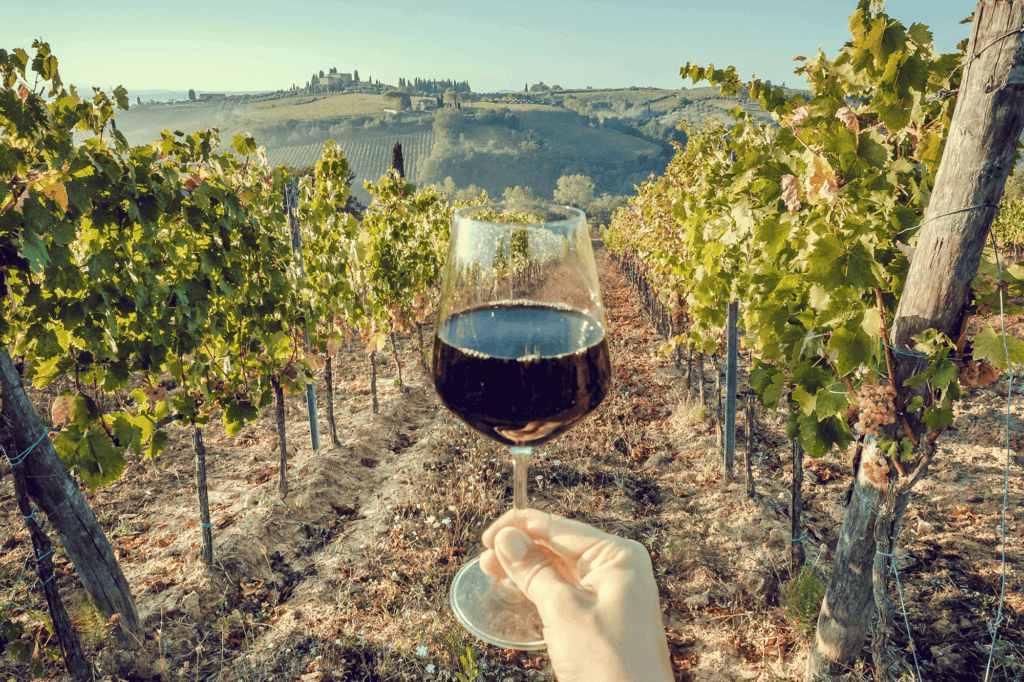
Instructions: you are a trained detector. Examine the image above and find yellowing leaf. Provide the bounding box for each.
[835,107,858,134]
[41,181,69,213]
[52,394,75,429]
[804,155,839,205]
[781,174,801,213]
[787,105,810,129]
[17,83,29,102]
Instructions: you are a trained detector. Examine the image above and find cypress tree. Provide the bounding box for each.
[390,141,405,179]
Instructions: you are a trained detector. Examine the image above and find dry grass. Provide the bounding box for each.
[249,93,390,120]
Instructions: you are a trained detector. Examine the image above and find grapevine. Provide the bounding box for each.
[602,5,981,459]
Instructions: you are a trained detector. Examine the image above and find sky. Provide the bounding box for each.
[0,1,971,96]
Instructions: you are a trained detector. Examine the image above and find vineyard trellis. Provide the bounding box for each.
[0,42,457,677]
[605,1,1024,679]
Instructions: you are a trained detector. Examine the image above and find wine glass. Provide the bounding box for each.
[432,201,612,649]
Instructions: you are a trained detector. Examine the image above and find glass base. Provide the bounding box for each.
[449,556,546,650]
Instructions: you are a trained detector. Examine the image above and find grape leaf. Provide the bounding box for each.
[780,174,801,213]
[828,326,873,377]
[973,323,1024,371]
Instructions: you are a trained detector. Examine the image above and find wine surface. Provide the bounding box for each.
[433,302,611,446]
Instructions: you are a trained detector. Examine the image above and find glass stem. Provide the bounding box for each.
[510,446,532,510]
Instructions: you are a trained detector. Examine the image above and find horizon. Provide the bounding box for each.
[1,1,969,97]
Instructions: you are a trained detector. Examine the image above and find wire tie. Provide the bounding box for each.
[881,342,928,358]
[853,484,879,516]
[34,548,53,563]
[894,202,999,236]
[876,550,893,558]
[201,522,212,529]
[23,510,38,523]
[791,535,806,543]
[5,428,53,467]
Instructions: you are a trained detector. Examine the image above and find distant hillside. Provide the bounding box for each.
[113,83,803,205]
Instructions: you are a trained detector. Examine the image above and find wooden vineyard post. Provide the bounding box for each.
[417,322,429,373]
[272,376,289,497]
[0,353,141,649]
[723,300,739,478]
[714,359,723,454]
[324,355,340,447]
[389,331,404,388]
[685,346,693,398]
[809,3,1024,677]
[369,351,379,414]
[790,440,805,572]
[697,352,705,406]
[193,428,213,566]
[9,463,90,682]
[284,179,321,453]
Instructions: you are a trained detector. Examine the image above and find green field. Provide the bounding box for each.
[266,131,438,204]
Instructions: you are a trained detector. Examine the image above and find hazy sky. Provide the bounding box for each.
[1,1,970,95]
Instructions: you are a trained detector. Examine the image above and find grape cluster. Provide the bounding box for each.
[854,383,896,437]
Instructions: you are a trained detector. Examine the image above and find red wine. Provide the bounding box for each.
[432,302,611,446]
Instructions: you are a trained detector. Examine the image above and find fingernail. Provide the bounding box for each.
[501,529,528,562]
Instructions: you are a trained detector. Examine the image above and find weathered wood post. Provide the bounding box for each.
[723,300,739,478]
[0,353,141,649]
[808,2,1024,677]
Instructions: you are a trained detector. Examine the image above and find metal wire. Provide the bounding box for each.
[983,231,1015,682]
[877,550,924,681]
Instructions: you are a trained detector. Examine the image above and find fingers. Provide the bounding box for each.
[482,508,622,558]
[478,548,506,580]
[493,527,575,607]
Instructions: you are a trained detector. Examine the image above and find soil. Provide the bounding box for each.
[0,250,1021,681]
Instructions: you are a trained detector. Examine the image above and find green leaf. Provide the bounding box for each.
[828,326,873,377]
[923,402,954,430]
[858,133,891,168]
[232,133,258,156]
[145,430,168,460]
[21,231,50,273]
[750,361,786,409]
[172,392,197,419]
[110,413,141,454]
[815,384,849,418]
[973,323,1024,371]
[222,400,258,436]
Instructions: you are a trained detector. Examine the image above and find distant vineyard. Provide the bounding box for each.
[517,110,660,160]
[266,132,436,185]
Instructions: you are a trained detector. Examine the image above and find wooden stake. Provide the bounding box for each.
[370,351,379,414]
[325,356,340,447]
[193,427,213,566]
[791,440,805,572]
[745,394,756,499]
[10,464,90,682]
[272,377,288,497]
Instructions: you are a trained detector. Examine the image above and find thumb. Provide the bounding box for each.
[493,527,574,608]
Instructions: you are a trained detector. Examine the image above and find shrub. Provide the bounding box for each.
[785,566,827,637]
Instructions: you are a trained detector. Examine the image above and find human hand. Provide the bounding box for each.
[479,509,673,682]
